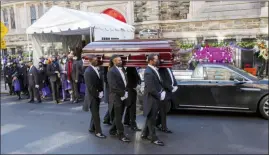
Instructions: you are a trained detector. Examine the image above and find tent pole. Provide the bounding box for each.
[89,27,92,43]
[27,34,30,61]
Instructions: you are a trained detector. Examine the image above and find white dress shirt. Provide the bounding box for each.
[90,65,100,78]
[148,64,161,81]
[116,66,127,87]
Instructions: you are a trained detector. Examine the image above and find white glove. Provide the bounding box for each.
[55,71,59,73]
[67,80,70,83]
[35,85,39,88]
[75,80,78,83]
[124,91,128,99]
[172,86,178,93]
[121,96,126,101]
[99,91,104,99]
[160,91,166,101]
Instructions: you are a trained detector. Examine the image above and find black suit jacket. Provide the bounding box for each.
[28,66,39,87]
[107,66,126,98]
[47,63,60,82]
[84,66,103,108]
[143,66,163,116]
[159,68,177,101]
[126,67,141,89]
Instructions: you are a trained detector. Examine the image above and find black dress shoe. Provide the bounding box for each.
[28,100,34,103]
[95,133,106,139]
[88,129,95,133]
[141,134,149,140]
[37,100,42,103]
[123,122,130,126]
[152,140,164,146]
[103,121,112,125]
[18,97,21,100]
[109,131,117,136]
[120,136,131,142]
[131,126,142,131]
[162,129,173,133]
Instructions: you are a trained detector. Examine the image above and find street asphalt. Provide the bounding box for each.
[1,94,268,154]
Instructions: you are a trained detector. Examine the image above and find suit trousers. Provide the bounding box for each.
[89,98,102,134]
[50,80,60,101]
[156,100,170,129]
[142,102,159,141]
[110,101,125,137]
[124,89,137,127]
[28,85,41,101]
[103,83,111,122]
[72,80,79,100]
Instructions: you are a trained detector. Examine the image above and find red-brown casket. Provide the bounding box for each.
[82,39,174,68]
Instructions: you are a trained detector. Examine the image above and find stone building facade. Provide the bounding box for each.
[1,1,268,67]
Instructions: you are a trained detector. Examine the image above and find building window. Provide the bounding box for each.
[3,8,9,27]
[10,7,16,29]
[30,5,37,24]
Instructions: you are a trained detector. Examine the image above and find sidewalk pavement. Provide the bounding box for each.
[1,80,9,94]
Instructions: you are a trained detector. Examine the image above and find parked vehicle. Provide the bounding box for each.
[137,63,269,119]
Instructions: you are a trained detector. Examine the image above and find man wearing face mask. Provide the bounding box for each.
[141,53,165,146]
[107,55,130,142]
[27,61,41,103]
[84,55,106,139]
[47,55,61,104]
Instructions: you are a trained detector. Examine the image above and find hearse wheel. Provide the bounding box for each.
[258,95,269,120]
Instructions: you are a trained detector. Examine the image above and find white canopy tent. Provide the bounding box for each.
[26,6,135,66]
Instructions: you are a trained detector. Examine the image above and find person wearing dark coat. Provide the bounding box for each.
[102,66,112,125]
[156,67,178,133]
[123,67,142,131]
[11,62,22,100]
[19,61,29,97]
[38,62,47,89]
[47,56,61,104]
[4,63,14,95]
[141,54,165,146]
[107,55,130,142]
[84,55,106,139]
[70,56,80,103]
[27,61,41,103]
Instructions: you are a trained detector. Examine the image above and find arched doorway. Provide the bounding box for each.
[102,8,127,23]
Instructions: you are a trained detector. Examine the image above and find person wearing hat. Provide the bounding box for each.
[47,55,61,104]
[84,55,106,139]
[107,54,130,142]
[27,61,41,103]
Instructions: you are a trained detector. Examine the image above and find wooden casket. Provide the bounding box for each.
[82,39,174,68]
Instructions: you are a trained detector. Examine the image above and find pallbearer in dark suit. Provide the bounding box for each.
[156,68,178,133]
[141,54,166,146]
[107,55,130,142]
[47,56,61,104]
[123,67,142,131]
[27,61,41,103]
[84,55,106,139]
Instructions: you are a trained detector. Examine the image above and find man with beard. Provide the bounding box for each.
[156,67,178,133]
[107,55,130,142]
[27,61,41,103]
[84,55,106,139]
[47,55,61,104]
[123,67,142,131]
[141,53,166,146]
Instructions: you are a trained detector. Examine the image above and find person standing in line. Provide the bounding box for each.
[59,55,68,102]
[156,67,178,133]
[4,62,14,95]
[19,61,29,98]
[84,55,106,139]
[71,56,80,103]
[107,55,130,142]
[47,55,61,104]
[141,53,166,146]
[123,67,142,131]
[27,61,41,103]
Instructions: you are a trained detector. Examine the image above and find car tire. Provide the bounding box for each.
[258,95,269,120]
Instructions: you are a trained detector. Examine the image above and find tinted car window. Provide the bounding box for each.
[205,67,247,81]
